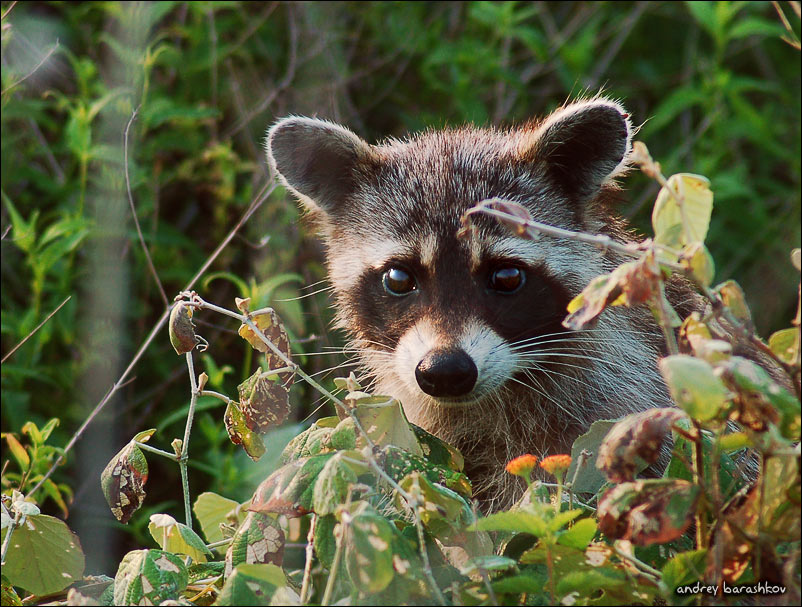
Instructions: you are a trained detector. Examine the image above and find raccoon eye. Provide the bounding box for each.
[383,267,416,296]
[489,267,524,293]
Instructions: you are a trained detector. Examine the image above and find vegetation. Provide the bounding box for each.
[1,2,800,605]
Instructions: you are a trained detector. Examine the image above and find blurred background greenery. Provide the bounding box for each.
[2,1,800,575]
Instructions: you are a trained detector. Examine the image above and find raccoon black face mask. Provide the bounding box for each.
[266,98,698,510]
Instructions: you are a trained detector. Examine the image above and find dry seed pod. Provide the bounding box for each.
[169,302,197,355]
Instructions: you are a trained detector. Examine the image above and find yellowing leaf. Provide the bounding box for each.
[653,173,713,249]
[148,513,212,563]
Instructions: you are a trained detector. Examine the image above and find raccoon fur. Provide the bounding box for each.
[266,98,703,511]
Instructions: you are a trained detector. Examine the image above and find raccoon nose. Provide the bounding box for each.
[415,348,478,397]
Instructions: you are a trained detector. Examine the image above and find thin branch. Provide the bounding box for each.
[1,1,18,20]
[124,107,169,308]
[25,182,277,500]
[180,352,200,528]
[223,5,298,138]
[1,41,59,96]
[300,514,317,604]
[1,295,71,364]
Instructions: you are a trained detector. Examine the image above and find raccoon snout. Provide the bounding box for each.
[414,348,478,398]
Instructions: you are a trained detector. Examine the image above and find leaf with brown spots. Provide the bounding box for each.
[238,307,294,388]
[225,512,285,577]
[224,400,266,461]
[100,429,156,524]
[597,408,687,483]
[597,479,699,546]
[237,370,291,432]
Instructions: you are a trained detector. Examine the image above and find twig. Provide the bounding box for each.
[300,514,318,604]
[223,5,298,138]
[465,199,684,272]
[207,6,218,141]
[1,1,18,20]
[134,441,179,461]
[1,41,59,96]
[1,295,71,364]
[124,107,169,308]
[772,1,801,49]
[24,182,276,500]
[0,508,22,565]
[180,352,200,528]
[321,514,345,606]
[611,543,661,580]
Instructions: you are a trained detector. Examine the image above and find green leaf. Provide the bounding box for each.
[556,518,597,550]
[193,492,243,544]
[659,355,729,421]
[383,445,473,498]
[653,173,714,250]
[250,454,335,517]
[216,563,286,606]
[568,419,617,495]
[1,514,85,596]
[148,513,212,563]
[1,192,38,254]
[312,450,368,516]
[661,549,708,603]
[459,555,517,577]
[224,400,266,461]
[345,511,396,594]
[314,514,338,569]
[471,509,549,538]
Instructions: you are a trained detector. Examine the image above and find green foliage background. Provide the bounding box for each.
[1,1,800,576]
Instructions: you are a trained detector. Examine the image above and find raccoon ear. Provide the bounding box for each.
[266,117,373,215]
[522,99,632,201]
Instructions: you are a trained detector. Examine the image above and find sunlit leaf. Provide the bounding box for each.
[1,514,85,596]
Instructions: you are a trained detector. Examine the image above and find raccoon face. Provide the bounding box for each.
[267,99,633,414]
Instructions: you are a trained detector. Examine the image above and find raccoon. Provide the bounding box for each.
[266,98,700,510]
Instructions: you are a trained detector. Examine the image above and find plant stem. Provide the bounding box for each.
[691,422,708,550]
[545,545,556,603]
[0,510,22,565]
[180,351,200,529]
[134,441,179,460]
[300,514,318,604]
[611,543,661,580]
[321,517,345,606]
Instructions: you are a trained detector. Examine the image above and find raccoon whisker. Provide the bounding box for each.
[308,359,363,379]
[518,368,587,427]
[299,278,332,291]
[274,285,335,302]
[518,351,634,373]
